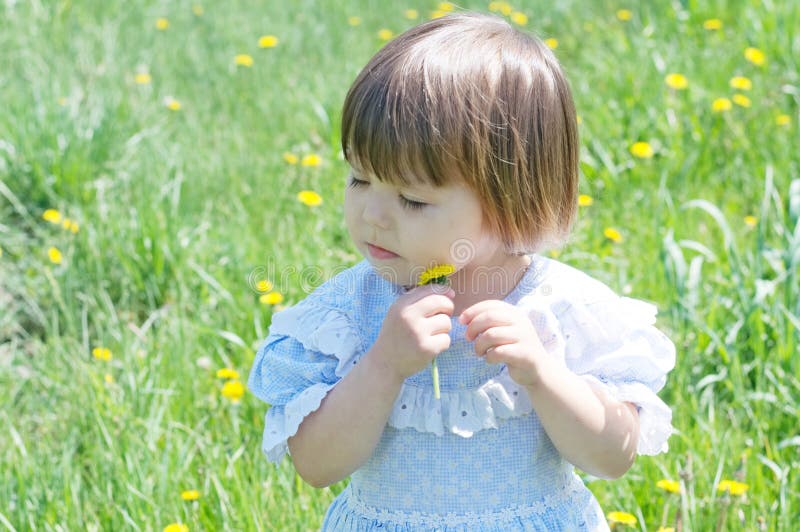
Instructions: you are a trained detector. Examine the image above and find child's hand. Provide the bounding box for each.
[459,300,549,387]
[371,284,455,382]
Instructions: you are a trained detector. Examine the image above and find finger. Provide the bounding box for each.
[415,293,456,318]
[423,332,452,355]
[473,326,517,357]
[464,308,513,341]
[404,283,455,304]
[458,299,506,325]
[425,313,453,335]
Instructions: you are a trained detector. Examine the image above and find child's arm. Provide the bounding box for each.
[460,300,639,480]
[288,284,454,487]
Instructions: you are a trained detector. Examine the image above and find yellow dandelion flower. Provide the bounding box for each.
[744,47,766,66]
[703,18,723,30]
[181,489,201,501]
[104,373,114,384]
[775,114,791,126]
[656,479,681,494]
[216,368,240,380]
[718,479,749,496]
[712,98,732,112]
[664,73,688,90]
[69,221,79,234]
[437,2,455,12]
[430,10,447,19]
[578,194,593,207]
[155,18,169,30]
[48,247,63,264]
[260,291,284,305]
[377,28,394,41]
[404,9,418,19]
[234,54,254,67]
[606,511,637,526]
[192,5,204,16]
[43,209,62,224]
[221,380,245,402]
[62,218,73,230]
[729,76,752,90]
[282,152,299,164]
[256,279,274,292]
[348,16,362,26]
[92,347,112,361]
[493,2,513,15]
[616,9,633,22]
[744,215,757,227]
[510,12,528,26]
[298,190,323,206]
[604,227,623,243]
[301,154,322,167]
[544,38,558,49]
[576,115,583,124]
[134,73,152,85]
[57,97,68,106]
[163,524,188,532]
[258,35,279,48]
[165,97,182,111]
[657,528,676,532]
[732,94,751,108]
[630,141,654,158]
[417,264,456,285]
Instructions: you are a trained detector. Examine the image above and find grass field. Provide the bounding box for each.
[1,0,798,530]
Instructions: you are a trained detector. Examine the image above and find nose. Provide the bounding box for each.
[362,197,391,229]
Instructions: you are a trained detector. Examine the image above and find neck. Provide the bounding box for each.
[449,252,531,315]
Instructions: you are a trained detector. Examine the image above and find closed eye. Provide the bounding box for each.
[400,196,427,210]
[348,176,369,188]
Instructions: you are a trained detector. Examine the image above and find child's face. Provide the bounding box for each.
[344,168,502,287]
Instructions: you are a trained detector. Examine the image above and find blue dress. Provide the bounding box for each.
[248,255,675,531]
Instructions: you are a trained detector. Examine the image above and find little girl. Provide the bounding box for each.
[249,12,675,531]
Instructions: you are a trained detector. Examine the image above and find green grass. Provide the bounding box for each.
[1,0,798,530]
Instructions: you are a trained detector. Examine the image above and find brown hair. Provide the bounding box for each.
[341,12,579,253]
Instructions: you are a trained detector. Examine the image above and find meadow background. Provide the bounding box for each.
[1,0,798,530]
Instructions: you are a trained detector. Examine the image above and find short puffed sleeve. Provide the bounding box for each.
[558,296,676,455]
[247,300,363,463]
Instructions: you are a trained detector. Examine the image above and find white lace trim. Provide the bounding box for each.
[340,483,585,527]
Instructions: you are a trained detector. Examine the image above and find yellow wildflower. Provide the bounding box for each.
[234,54,253,67]
[57,97,67,106]
[163,524,188,532]
[260,292,284,305]
[630,141,654,158]
[48,247,63,265]
[404,9,418,20]
[578,194,593,207]
[348,16,362,26]
[744,215,757,227]
[68,221,79,233]
[297,190,323,206]
[657,528,676,532]
[604,228,623,243]
[510,12,528,26]
[181,489,201,501]
[544,38,558,49]
[301,154,322,167]
[155,18,169,30]
[744,47,766,66]
[221,380,245,402]
[616,9,633,21]
[0,246,3,258]
[192,5,204,16]
[775,114,791,126]
[377,29,394,41]
[92,347,112,361]
[437,2,455,11]
[418,264,456,285]
[732,94,751,108]
[664,73,688,90]
[104,373,114,384]
[656,479,681,494]
[488,2,513,15]
[216,368,240,380]
[718,479,749,496]
[165,97,182,111]
[258,35,279,48]
[134,73,152,85]
[712,98,732,112]
[43,209,62,224]
[703,18,723,30]
[606,511,637,526]
[729,76,752,90]
[576,115,583,124]
[282,152,299,164]
[430,10,447,19]
[256,279,274,292]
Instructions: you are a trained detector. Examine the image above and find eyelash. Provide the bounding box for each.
[348,177,428,211]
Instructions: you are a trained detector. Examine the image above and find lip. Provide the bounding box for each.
[367,243,399,259]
